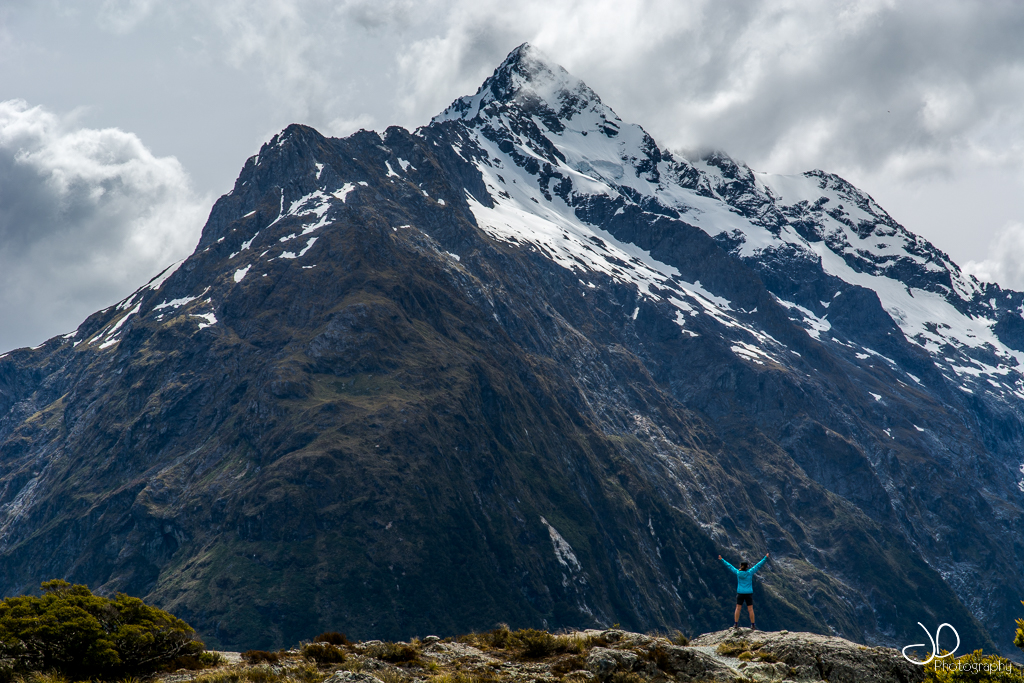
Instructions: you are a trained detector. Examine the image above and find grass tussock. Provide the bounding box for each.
[11,675,70,683]
[302,642,347,665]
[338,659,365,673]
[428,673,499,683]
[468,625,599,660]
[313,632,351,647]
[366,642,422,665]
[375,669,410,683]
[715,639,777,664]
[550,654,587,675]
[192,661,330,683]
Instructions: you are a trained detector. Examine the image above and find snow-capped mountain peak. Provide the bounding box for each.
[437,43,601,125]
[431,45,1024,404]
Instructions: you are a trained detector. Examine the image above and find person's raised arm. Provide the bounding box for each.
[750,554,769,573]
[719,556,739,575]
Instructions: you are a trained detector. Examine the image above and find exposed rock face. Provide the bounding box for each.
[689,630,925,683]
[0,44,1022,655]
[192,628,928,683]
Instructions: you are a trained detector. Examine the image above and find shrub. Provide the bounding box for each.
[243,650,281,665]
[510,629,556,659]
[924,649,1023,682]
[288,661,328,683]
[201,651,227,666]
[1017,601,1024,654]
[0,579,202,679]
[194,672,242,683]
[480,629,503,648]
[367,642,420,664]
[246,666,285,683]
[302,642,346,665]
[314,632,351,646]
[670,631,689,647]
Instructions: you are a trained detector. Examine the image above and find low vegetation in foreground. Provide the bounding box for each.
[1,583,1023,683]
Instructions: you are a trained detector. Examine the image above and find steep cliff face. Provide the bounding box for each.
[0,45,1020,655]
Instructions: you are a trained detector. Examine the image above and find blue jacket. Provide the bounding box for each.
[721,555,767,594]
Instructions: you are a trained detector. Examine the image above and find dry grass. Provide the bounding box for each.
[188,659,330,683]
[716,640,751,657]
[365,642,421,665]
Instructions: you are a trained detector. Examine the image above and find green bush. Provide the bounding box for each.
[1016,601,1024,654]
[924,649,1024,682]
[302,642,346,665]
[201,651,227,666]
[0,579,202,679]
[313,632,350,646]
[473,626,593,660]
[367,641,420,664]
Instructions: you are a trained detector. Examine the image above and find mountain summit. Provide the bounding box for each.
[437,43,614,126]
[0,46,1021,655]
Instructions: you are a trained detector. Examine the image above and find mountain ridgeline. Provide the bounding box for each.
[0,44,1022,655]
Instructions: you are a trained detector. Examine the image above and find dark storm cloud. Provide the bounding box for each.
[0,100,207,352]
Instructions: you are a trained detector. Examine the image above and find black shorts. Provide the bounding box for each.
[736,593,753,606]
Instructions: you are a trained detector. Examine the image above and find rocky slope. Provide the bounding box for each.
[0,44,1021,654]
[172,628,929,683]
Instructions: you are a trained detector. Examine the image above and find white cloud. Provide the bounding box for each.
[98,0,159,34]
[6,0,1024,324]
[89,1,1024,187]
[325,113,377,138]
[964,222,1024,290]
[0,99,209,352]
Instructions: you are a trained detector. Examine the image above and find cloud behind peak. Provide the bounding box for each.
[0,99,209,352]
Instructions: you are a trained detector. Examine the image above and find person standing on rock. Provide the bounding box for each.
[718,553,769,630]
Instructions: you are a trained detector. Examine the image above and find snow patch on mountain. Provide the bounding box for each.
[438,41,1024,397]
[464,139,776,360]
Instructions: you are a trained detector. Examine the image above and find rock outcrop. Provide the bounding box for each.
[178,628,927,683]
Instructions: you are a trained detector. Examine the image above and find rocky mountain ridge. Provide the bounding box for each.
[0,44,1021,655]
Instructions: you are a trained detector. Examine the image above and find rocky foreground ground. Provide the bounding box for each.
[163,628,925,683]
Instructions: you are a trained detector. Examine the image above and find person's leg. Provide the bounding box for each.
[734,603,741,626]
[748,604,755,628]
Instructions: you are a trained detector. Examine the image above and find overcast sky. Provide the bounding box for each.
[2,0,1024,351]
